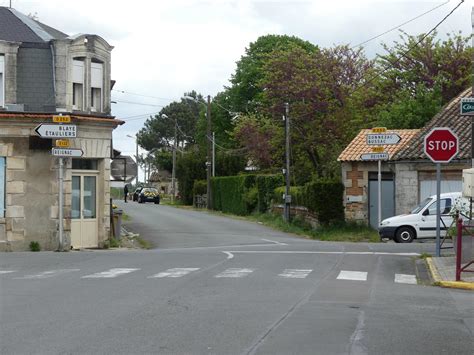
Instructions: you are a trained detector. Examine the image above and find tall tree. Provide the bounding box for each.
[227,35,318,114]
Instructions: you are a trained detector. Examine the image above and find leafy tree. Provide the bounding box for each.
[374,31,472,128]
[137,91,203,152]
[227,35,318,114]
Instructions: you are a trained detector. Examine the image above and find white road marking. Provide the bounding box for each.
[394,273,417,284]
[215,268,254,278]
[337,270,368,281]
[0,270,16,274]
[224,251,420,257]
[148,268,200,278]
[278,269,313,279]
[81,268,140,279]
[261,238,288,246]
[14,269,80,280]
[223,251,234,259]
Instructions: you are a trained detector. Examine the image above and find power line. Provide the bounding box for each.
[112,99,165,107]
[119,111,161,120]
[112,89,174,101]
[351,0,450,49]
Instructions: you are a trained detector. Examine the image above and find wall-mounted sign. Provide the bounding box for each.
[35,124,77,138]
[55,139,70,147]
[52,115,71,123]
[52,148,83,157]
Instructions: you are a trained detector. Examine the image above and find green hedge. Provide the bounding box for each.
[256,175,284,213]
[302,179,344,225]
[211,175,256,215]
[273,179,344,225]
[193,180,207,196]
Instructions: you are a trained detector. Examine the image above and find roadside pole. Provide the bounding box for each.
[284,103,291,222]
[378,159,382,226]
[58,157,64,251]
[436,163,441,257]
[365,128,401,226]
[212,132,215,177]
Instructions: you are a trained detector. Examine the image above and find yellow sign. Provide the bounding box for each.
[371,146,385,153]
[371,127,387,133]
[52,115,71,123]
[55,139,70,147]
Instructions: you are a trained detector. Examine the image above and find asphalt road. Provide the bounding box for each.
[0,201,472,355]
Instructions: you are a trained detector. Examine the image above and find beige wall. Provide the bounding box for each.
[0,117,115,251]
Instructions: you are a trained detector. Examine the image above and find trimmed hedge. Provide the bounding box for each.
[256,175,284,213]
[193,180,207,196]
[302,179,344,225]
[211,175,256,215]
[273,179,344,225]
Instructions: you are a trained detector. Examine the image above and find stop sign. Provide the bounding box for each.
[424,127,459,163]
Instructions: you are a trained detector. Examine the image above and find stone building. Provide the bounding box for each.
[0,7,122,251]
[338,88,472,229]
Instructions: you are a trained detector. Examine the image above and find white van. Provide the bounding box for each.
[379,192,467,243]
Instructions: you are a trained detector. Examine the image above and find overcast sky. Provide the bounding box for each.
[2,0,472,181]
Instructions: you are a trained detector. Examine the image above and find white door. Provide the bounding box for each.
[71,175,98,248]
[418,198,453,238]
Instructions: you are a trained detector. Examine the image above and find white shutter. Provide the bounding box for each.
[72,60,84,83]
[91,62,103,88]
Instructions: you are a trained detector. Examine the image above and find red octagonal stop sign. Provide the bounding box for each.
[424,127,459,163]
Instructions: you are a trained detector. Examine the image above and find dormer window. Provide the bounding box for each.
[91,61,103,112]
[72,58,84,110]
[0,55,4,108]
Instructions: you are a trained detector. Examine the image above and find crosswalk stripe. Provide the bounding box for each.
[148,268,200,278]
[0,270,16,274]
[81,268,140,279]
[337,270,368,281]
[14,269,80,280]
[394,274,417,284]
[279,269,313,278]
[215,268,254,278]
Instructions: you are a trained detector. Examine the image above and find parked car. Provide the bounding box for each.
[138,187,160,204]
[379,192,468,243]
[132,187,143,202]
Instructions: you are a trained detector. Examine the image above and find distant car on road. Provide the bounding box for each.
[132,187,143,202]
[138,187,160,204]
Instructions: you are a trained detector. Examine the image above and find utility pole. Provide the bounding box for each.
[172,118,177,203]
[135,138,139,186]
[212,132,216,177]
[206,95,212,209]
[284,103,291,222]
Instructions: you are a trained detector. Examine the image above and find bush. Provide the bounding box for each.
[303,178,344,225]
[193,180,207,196]
[29,241,41,252]
[273,186,304,207]
[211,175,256,215]
[256,175,284,212]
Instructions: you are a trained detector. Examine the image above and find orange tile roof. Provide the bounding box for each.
[337,129,420,162]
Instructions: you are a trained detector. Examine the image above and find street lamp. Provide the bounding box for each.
[161,114,177,203]
[126,134,139,187]
[183,95,212,209]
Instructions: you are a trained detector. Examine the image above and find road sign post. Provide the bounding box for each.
[424,127,459,257]
[365,128,401,226]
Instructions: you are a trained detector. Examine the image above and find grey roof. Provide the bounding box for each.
[0,7,68,43]
[393,87,472,161]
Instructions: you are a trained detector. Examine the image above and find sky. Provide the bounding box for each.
[2,0,472,182]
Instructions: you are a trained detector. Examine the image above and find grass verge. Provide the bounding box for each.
[247,213,379,242]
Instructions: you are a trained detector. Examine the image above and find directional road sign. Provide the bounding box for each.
[52,148,83,157]
[360,152,389,161]
[35,124,77,138]
[366,133,401,145]
[460,98,474,115]
[424,127,458,163]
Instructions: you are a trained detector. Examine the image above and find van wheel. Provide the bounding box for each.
[395,227,415,243]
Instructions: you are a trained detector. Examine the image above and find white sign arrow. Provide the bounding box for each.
[35,124,77,138]
[366,133,401,145]
[52,148,83,157]
[360,152,389,161]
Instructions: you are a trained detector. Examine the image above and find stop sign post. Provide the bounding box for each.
[424,127,459,163]
[424,127,459,257]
